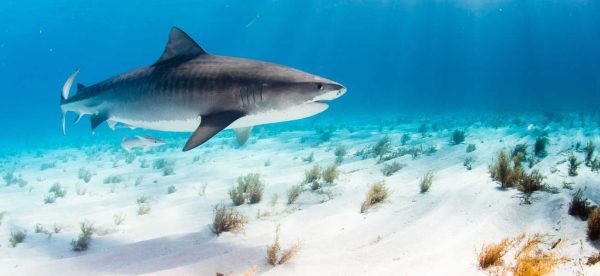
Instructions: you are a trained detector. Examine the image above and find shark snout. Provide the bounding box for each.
[334,83,347,98]
[312,82,346,102]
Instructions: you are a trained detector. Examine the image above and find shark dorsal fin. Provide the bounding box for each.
[154,27,206,66]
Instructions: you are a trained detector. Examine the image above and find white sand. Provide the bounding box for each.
[1,114,600,275]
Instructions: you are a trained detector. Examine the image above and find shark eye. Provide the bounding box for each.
[317,84,324,90]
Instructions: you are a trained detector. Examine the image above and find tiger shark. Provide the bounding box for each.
[60,27,346,151]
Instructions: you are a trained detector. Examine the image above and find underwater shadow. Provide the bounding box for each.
[83,228,264,275]
[17,227,266,275]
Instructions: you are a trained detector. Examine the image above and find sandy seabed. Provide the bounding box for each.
[1,113,600,275]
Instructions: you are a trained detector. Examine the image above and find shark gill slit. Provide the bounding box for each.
[245,87,250,107]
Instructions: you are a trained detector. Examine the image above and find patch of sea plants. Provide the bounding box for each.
[78,168,93,183]
[71,221,94,251]
[334,144,348,164]
[3,171,27,187]
[489,149,552,204]
[568,189,596,221]
[534,132,549,158]
[355,136,428,162]
[229,173,265,205]
[40,162,56,171]
[303,163,340,191]
[381,161,404,176]
[153,158,175,176]
[464,156,475,170]
[450,129,466,145]
[585,141,596,167]
[103,175,124,184]
[568,154,581,177]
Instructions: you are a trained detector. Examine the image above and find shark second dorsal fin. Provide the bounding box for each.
[76,83,87,94]
[154,27,207,66]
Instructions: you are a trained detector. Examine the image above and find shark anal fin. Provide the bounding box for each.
[234,126,253,146]
[107,120,117,130]
[183,111,244,151]
[154,27,207,66]
[90,112,109,132]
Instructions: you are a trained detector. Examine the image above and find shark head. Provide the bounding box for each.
[253,64,346,111]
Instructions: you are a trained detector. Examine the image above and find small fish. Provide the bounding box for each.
[121,135,166,153]
[245,13,261,28]
[527,124,535,131]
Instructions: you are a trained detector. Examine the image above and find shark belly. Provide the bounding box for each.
[227,102,328,129]
[109,102,328,132]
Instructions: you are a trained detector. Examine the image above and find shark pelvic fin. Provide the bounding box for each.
[73,113,84,124]
[183,111,244,151]
[234,126,253,146]
[154,27,207,66]
[90,112,109,132]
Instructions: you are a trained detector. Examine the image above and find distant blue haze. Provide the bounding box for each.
[0,0,598,147]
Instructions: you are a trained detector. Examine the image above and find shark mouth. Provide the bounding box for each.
[311,88,347,103]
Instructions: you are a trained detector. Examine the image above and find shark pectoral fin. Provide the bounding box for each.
[183,111,244,152]
[234,126,253,146]
[90,112,109,132]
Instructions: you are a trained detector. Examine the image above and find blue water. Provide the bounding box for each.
[1,0,599,149]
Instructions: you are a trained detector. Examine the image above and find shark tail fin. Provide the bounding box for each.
[61,68,80,134]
